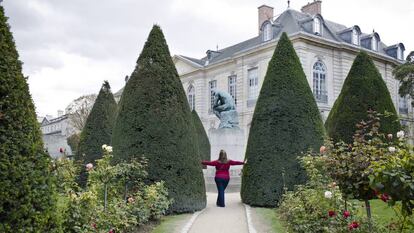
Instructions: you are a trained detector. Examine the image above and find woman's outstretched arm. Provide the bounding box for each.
[202,160,218,166]
[228,160,245,165]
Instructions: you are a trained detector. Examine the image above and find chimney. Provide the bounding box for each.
[258,5,274,34]
[57,110,64,117]
[301,0,322,15]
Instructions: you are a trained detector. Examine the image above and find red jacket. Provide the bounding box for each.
[202,160,244,179]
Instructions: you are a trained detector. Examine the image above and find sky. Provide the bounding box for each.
[2,0,413,117]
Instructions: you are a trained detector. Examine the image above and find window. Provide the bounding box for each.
[209,80,217,112]
[371,37,378,51]
[263,23,272,41]
[187,85,195,111]
[228,75,237,105]
[314,17,321,35]
[352,29,359,45]
[399,95,409,115]
[397,46,403,60]
[248,68,259,100]
[313,61,327,103]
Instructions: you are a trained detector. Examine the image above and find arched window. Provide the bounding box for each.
[352,29,359,45]
[187,85,195,111]
[263,23,272,41]
[313,61,327,103]
[314,17,321,35]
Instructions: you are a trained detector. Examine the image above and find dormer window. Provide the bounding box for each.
[371,36,378,51]
[352,29,359,45]
[397,46,403,60]
[314,17,321,35]
[263,23,272,41]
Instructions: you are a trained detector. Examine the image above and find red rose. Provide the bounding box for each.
[92,223,97,229]
[380,193,390,202]
[343,210,350,218]
[352,221,359,228]
[328,210,336,217]
[108,229,114,233]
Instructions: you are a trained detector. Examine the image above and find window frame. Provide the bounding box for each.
[314,17,321,35]
[247,67,259,101]
[263,23,272,41]
[187,84,195,111]
[228,75,237,105]
[208,80,217,113]
[312,61,328,103]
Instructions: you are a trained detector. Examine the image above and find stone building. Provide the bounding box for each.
[173,1,411,147]
[40,110,75,158]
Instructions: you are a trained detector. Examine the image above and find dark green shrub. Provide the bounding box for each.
[76,81,117,186]
[112,25,206,213]
[192,110,210,163]
[241,32,325,207]
[325,51,400,143]
[0,6,58,232]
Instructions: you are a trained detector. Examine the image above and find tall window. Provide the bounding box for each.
[187,85,195,111]
[397,46,403,60]
[228,75,237,105]
[314,17,321,35]
[371,37,378,51]
[263,23,272,41]
[399,95,409,114]
[248,68,259,100]
[352,29,359,45]
[209,80,217,112]
[313,61,327,103]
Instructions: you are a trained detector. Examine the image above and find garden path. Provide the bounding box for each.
[186,192,250,233]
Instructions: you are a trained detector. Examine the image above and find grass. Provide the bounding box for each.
[254,208,287,232]
[151,214,192,233]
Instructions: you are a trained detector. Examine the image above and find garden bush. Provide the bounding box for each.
[241,32,325,207]
[325,51,400,144]
[192,110,211,163]
[112,25,206,213]
[53,145,171,232]
[76,81,117,186]
[0,5,58,232]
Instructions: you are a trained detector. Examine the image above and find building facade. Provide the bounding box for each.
[40,111,75,158]
[173,1,411,146]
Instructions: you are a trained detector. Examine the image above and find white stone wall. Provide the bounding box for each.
[177,37,411,148]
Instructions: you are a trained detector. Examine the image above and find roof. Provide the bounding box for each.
[41,114,68,126]
[179,8,402,67]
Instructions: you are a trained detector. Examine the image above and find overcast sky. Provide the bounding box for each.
[2,0,413,117]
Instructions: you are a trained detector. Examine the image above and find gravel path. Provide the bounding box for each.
[187,192,249,233]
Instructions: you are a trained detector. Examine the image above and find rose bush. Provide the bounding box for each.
[53,146,171,232]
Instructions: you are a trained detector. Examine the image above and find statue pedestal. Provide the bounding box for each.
[203,128,245,192]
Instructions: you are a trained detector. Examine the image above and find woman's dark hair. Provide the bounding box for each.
[218,149,228,163]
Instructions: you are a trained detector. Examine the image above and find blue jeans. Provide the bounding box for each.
[215,178,229,207]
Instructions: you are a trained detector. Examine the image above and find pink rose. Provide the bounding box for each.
[86,163,93,171]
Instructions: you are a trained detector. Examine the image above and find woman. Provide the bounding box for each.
[202,150,245,207]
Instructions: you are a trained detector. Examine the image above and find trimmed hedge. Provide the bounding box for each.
[112,25,206,213]
[325,51,400,143]
[0,6,58,232]
[241,32,325,207]
[76,81,117,185]
[192,110,210,163]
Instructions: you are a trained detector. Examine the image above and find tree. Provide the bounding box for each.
[76,81,117,185]
[0,5,58,232]
[66,94,97,132]
[325,51,400,143]
[192,110,210,163]
[393,51,414,106]
[112,25,206,213]
[241,33,325,207]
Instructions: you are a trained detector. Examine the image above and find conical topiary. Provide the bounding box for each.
[241,32,325,207]
[325,51,400,143]
[112,25,206,213]
[76,81,117,185]
[192,110,210,163]
[0,5,58,232]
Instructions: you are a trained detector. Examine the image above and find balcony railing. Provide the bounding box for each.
[314,91,328,103]
[399,107,409,115]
